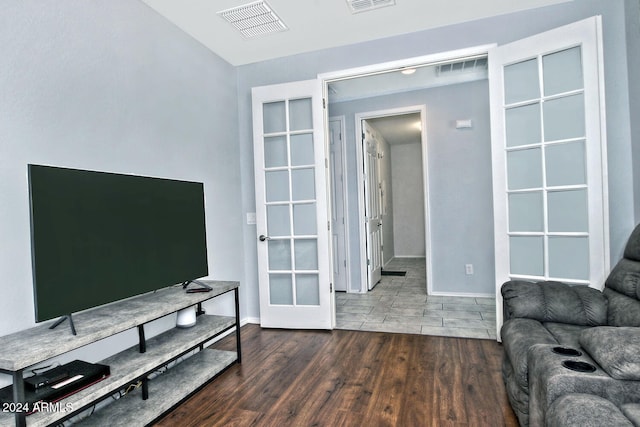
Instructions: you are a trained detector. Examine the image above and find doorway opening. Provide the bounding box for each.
[357,107,428,292]
[321,46,498,339]
[321,44,493,296]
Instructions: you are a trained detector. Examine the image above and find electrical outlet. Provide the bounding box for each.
[465,264,474,275]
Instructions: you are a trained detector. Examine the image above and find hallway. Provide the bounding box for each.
[335,258,497,339]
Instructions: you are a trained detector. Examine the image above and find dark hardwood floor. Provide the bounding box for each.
[153,324,518,427]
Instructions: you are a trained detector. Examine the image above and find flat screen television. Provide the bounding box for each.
[28,164,209,325]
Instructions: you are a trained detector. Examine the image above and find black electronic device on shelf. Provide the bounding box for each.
[0,360,110,414]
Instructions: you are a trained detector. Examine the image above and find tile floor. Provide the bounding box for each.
[335,257,498,340]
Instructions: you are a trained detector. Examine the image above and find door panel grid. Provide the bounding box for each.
[263,99,319,306]
[503,44,590,285]
[490,16,609,340]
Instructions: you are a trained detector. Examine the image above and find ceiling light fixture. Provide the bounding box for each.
[401,68,417,75]
[218,1,287,39]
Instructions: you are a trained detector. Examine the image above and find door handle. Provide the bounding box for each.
[259,234,271,242]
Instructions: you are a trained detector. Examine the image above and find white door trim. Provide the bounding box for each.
[319,44,496,84]
[355,105,432,294]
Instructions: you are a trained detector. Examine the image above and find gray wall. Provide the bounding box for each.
[0,0,243,372]
[330,80,493,295]
[1,0,637,341]
[238,0,637,315]
[391,142,425,258]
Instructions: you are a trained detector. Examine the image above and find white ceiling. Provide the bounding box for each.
[140,0,572,66]
[368,113,422,146]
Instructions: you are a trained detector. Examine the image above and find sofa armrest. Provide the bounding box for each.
[501,280,607,325]
[528,344,640,426]
[501,318,558,390]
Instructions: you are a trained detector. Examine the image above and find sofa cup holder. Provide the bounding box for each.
[552,346,583,357]
[562,360,596,373]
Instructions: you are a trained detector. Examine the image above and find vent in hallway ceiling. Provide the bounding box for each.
[437,57,488,75]
[218,0,287,39]
[347,0,396,14]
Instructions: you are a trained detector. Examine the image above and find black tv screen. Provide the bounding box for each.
[28,164,209,323]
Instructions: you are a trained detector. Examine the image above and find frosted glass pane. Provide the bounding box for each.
[544,94,585,141]
[292,168,315,201]
[267,205,290,236]
[506,103,541,147]
[263,101,286,133]
[549,237,589,280]
[268,239,291,270]
[548,189,588,232]
[504,58,540,104]
[264,136,287,168]
[294,239,318,270]
[510,236,544,276]
[293,203,316,235]
[296,274,320,305]
[265,170,289,202]
[509,192,543,232]
[269,274,293,305]
[543,47,583,96]
[507,148,542,190]
[291,133,314,166]
[546,141,586,186]
[290,98,313,131]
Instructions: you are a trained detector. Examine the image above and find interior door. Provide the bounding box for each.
[362,120,383,290]
[252,79,333,329]
[489,16,608,339]
[329,117,348,292]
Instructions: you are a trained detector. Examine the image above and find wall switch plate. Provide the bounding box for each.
[465,264,474,275]
[246,212,256,225]
[456,119,473,129]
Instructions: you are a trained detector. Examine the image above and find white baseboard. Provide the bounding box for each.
[429,291,494,298]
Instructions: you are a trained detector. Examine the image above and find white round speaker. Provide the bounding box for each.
[176,306,196,328]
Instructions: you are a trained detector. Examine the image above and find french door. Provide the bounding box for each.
[489,16,608,339]
[252,79,333,329]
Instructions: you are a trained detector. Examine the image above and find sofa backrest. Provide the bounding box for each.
[604,223,640,326]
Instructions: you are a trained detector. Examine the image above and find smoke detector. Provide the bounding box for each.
[346,0,396,14]
[218,1,287,39]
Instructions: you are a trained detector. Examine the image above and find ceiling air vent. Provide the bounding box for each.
[437,57,488,76]
[347,0,396,14]
[218,1,287,39]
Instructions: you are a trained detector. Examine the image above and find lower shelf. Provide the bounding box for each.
[74,348,237,426]
[0,315,236,427]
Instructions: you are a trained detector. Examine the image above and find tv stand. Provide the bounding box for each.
[48,314,77,335]
[0,280,240,427]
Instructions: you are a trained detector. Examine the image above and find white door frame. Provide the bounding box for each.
[320,44,495,294]
[355,106,431,294]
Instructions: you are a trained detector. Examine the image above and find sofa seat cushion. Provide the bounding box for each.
[605,288,640,327]
[502,280,608,325]
[501,318,557,389]
[580,326,640,380]
[543,322,589,349]
[547,394,633,427]
[620,403,640,427]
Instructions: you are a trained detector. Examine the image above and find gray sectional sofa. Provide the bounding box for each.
[500,223,640,426]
